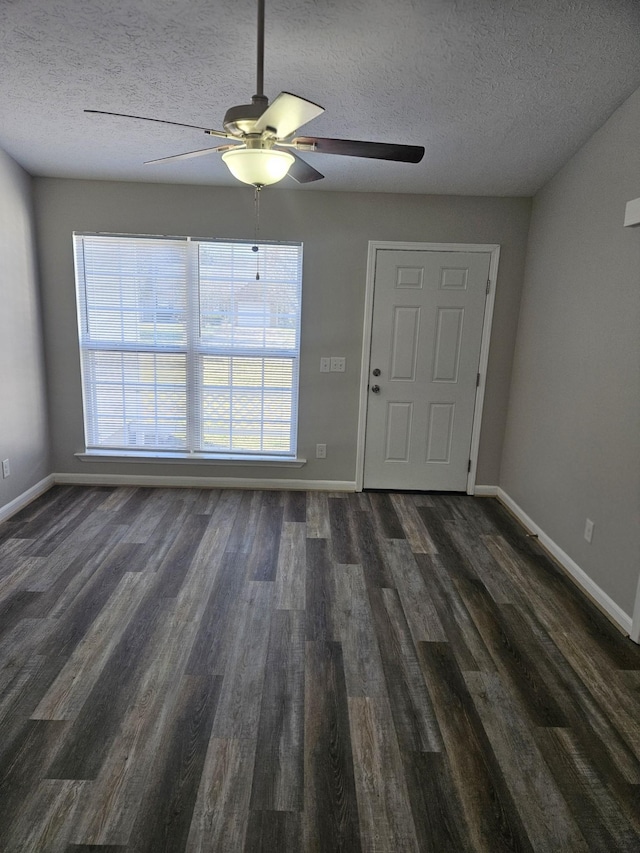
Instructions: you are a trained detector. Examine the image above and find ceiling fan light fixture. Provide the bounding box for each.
[221,147,294,186]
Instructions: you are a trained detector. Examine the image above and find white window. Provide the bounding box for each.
[73,233,302,459]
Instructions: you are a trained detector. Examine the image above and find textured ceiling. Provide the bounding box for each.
[2,0,640,195]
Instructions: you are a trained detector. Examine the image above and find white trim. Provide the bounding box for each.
[497,488,633,637]
[0,475,55,523]
[75,451,306,467]
[53,473,355,492]
[631,574,640,644]
[466,245,500,495]
[474,485,499,497]
[356,241,500,494]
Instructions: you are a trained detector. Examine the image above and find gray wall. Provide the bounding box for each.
[33,179,531,485]
[0,148,49,511]
[501,87,640,615]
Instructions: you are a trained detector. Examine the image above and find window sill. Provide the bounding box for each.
[75,451,307,468]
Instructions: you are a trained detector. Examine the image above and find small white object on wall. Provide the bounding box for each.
[623,197,640,227]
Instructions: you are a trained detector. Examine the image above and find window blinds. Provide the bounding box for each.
[73,234,302,457]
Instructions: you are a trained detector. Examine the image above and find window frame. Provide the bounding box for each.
[73,232,304,463]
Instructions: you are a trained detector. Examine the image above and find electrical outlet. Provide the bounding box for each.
[330,356,346,372]
[584,518,594,543]
[2,459,9,479]
[320,357,330,373]
[316,443,327,459]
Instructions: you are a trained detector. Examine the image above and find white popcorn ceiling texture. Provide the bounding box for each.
[1,0,640,195]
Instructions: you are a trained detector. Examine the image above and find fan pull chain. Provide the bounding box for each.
[252,186,261,280]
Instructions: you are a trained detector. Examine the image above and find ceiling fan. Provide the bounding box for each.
[85,0,425,187]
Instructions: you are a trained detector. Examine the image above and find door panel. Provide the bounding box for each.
[363,249,491,491]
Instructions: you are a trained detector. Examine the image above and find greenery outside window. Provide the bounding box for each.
[73,233,302,459]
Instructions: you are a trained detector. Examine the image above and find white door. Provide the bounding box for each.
[363,248,491,491]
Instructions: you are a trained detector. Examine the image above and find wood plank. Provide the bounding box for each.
[46,588,173,780]
[333,563,387,698]
[31,572,150,721]
[415,554,491,671]
[305,538,337,642]
[368,492,406,539]
[25,489,111,557]
[390,492,437,554]
[185,549,248,677]
[244,810,302,851]
[464,670,589,851]
[455,580,570,728]
[211,581,274,739]
[369,586,443,752]
[417,641,535,853]
[250,609,305,811]
[68,600,214,845]
[127,673,223,853]
[535,726,640,850]
[284,489,307,522]
[186,737,257,852]
[225,489,262,553]
[306,491,330,539]
[328,497,359,564]
[154,512,210,597]
[352,509,396,589]
[401,750,474,853]
[303,640,362,853]
[5,779,86,853]
[249,502,284,581]
[383,538,447,643]
[0,719,68,846]
[348,696,420,852]
[274,521,306,610]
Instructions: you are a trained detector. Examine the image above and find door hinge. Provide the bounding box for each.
[486,279,491,294]
[476,372,480,388]
[468,459,472,473]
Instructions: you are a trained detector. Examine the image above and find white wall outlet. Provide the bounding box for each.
[2,459,9,478]
[330,357,346,372]
[320,357,330,373]
[584,518,594,543]
[316,443,327,459]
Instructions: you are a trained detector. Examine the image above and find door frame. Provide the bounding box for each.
[631,575,640,644]
[355,240,501,494]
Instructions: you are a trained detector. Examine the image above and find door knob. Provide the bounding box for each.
[371,384,381,393]
[372,368,381,376]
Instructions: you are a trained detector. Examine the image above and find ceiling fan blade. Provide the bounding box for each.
[84,109,229,139]
[293,136,425,163]
[144,144,241,165]
[287,152,324,184]
[253,92,324,139]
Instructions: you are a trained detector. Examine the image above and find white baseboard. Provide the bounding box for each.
[473,485,498,497]
[497,488,633,636]
[53,473,356,492]
[0,475,55,524]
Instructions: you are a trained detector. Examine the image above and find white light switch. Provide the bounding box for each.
[330,357,346,372]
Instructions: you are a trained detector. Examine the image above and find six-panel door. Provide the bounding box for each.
[363,249,491,490]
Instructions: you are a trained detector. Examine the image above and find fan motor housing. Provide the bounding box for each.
[223,95,269,136]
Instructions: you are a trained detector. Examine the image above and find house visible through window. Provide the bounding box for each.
[73,233,303,458]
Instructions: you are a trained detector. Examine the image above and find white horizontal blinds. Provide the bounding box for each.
[74,234,302,457]
[74,235,189,451]
[197,242,301,455]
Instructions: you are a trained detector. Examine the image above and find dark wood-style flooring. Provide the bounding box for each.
[0,485,639,852]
